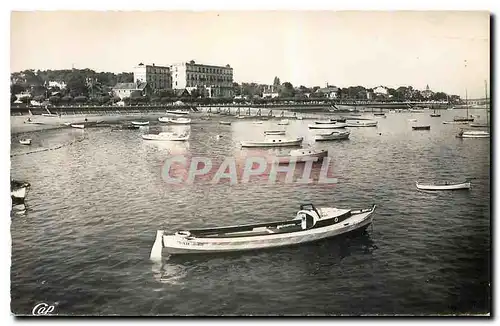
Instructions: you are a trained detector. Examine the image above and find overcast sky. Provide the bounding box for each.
[11,11,490,98]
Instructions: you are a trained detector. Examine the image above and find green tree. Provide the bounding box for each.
[280,82,295,98]
[273,76,281,86]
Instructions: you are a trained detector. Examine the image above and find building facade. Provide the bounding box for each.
[421,84,434,99]
[133,63,172,91]
[112,82,148,99]
[171,60,233,98]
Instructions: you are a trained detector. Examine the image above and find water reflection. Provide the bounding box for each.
[142,140,190,155]
[151,260,189,285]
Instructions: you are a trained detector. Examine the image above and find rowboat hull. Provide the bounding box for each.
[443,121,468,125]
[166,110,190,115]
[131,121,149,126]
[158,117,191,124]
[277,120,289,125]
[71,124,85,129]
[264,130,286,135]
[308,123,347,129]
[412,126,431,130]
[416,181,471,191]
[142,134,189,141]
[457,131,490,138]
[241,137,303,148]
[315,131,350,141]
[346,120,377,127]
[153,205,376,256]
[277,149,328,163]
[219,121,232,125]
[19,139,32,145]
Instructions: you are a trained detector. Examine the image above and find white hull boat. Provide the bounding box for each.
[416,181,471,191]
[158,117,192,124]
[42,113,59,117]
[469,123,489,128]
[253,121,263,124]
[315,130,350,141]
[19,138,32,145]
[166,110,190,115]
[314,120,336,124]
[457,130,490,138]
[408,119,417,122]
[71,124,85,129]
[142,132,189,141]
[443,121,469,125]
[308,123,347,129]
[277,149,328,163]
[296,116,303,120]
[264,130,286,136]
[241,137,303,148]
[11,181,30,205]
[346,120,377,127]
[131,121,150,126]
[277,119,289,125]
[219,121,232,125]
[150,203,377,257]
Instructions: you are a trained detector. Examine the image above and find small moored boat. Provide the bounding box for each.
[277,119,289,125]
[456,130,490,138]
[150,203,377,257]
[308,123,347,129]
[166,110,190,115]
[241,137,303,148]
[315,130,350,141]
[252,121,263,124]
[276,148,328,163]
[71,124,85,129]
[219,121,232,125]
[415,181,471,191]
[264,130,286,136]
[443,121,469,125]
[142,132,189,141]
[11,180,30,205]
[412,125,431,130]
[346,120,377,127]
[131,121,150,126]
[19,138,32,145]
[158,117,191,124]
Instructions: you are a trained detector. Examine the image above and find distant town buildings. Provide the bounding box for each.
[133,63,172,91]
[47,80,67,89]
[316,85,339,99]
[262,85,279,98]
[170,60,233,98]
[373,86,388,96]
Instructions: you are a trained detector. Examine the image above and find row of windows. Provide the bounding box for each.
[186,74,232,82]
[185,66,232,75]
[186,81,233,87]
[146,67,169,74]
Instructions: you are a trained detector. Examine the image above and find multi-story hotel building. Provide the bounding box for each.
[133,63,172,91]
[171,60,234,98]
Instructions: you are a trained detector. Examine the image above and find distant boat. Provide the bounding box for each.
[469,123,489,128]
[409,109,425,113]
[443,121,468,125]
[412,125,431,130]
[453,89,473,122]
[456,129,490,139]
[131,121,149,126]
[241,137,303,148]
[308,123,347,129]
[373,113,386,117]
[276,148,328,163]
[408,119,417,122]
[277,119,289,125]
[166,110,190,115]
[252,121,263,124]
[71,124,85,129]
[296,116,303,120]
[42,113,59,117]
[19,138,32,145]
[142,132,189,141]
[219,121,231,125]
[264,130,286,135]
[315,130,350,141]
[430,107,441,117]
[158,117,191,124]
[346,120,377,127]
[416,180,471,191]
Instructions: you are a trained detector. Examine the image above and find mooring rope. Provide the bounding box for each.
[11,136,86,157]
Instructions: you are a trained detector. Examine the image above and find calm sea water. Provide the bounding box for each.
[10,109,490,315]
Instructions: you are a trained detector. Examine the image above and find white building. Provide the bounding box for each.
[133,63,172,91]
[171,60,233,98]
[373,86,388,96]
[48,81,67,89]
[112,82,148,99]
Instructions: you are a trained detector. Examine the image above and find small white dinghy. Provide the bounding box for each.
[314,119,336,124]
[252,121,263,124]
[443,121,468,125]
[456,130,490,139]
[219,121,231,125]
[315,130,350,141]
[346,120,377,127]
[150,203,377,258]
[308,123,347,129]
[241,137,303,148]
[277,148,328,163]
[142,132,189,141]
[71,124,85,129]
[277,119,289,125]
[19,138,32,145]
[158,117,191,124]
[264,130,286,136]
[415,181,471,191]
[131,121,150,126]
